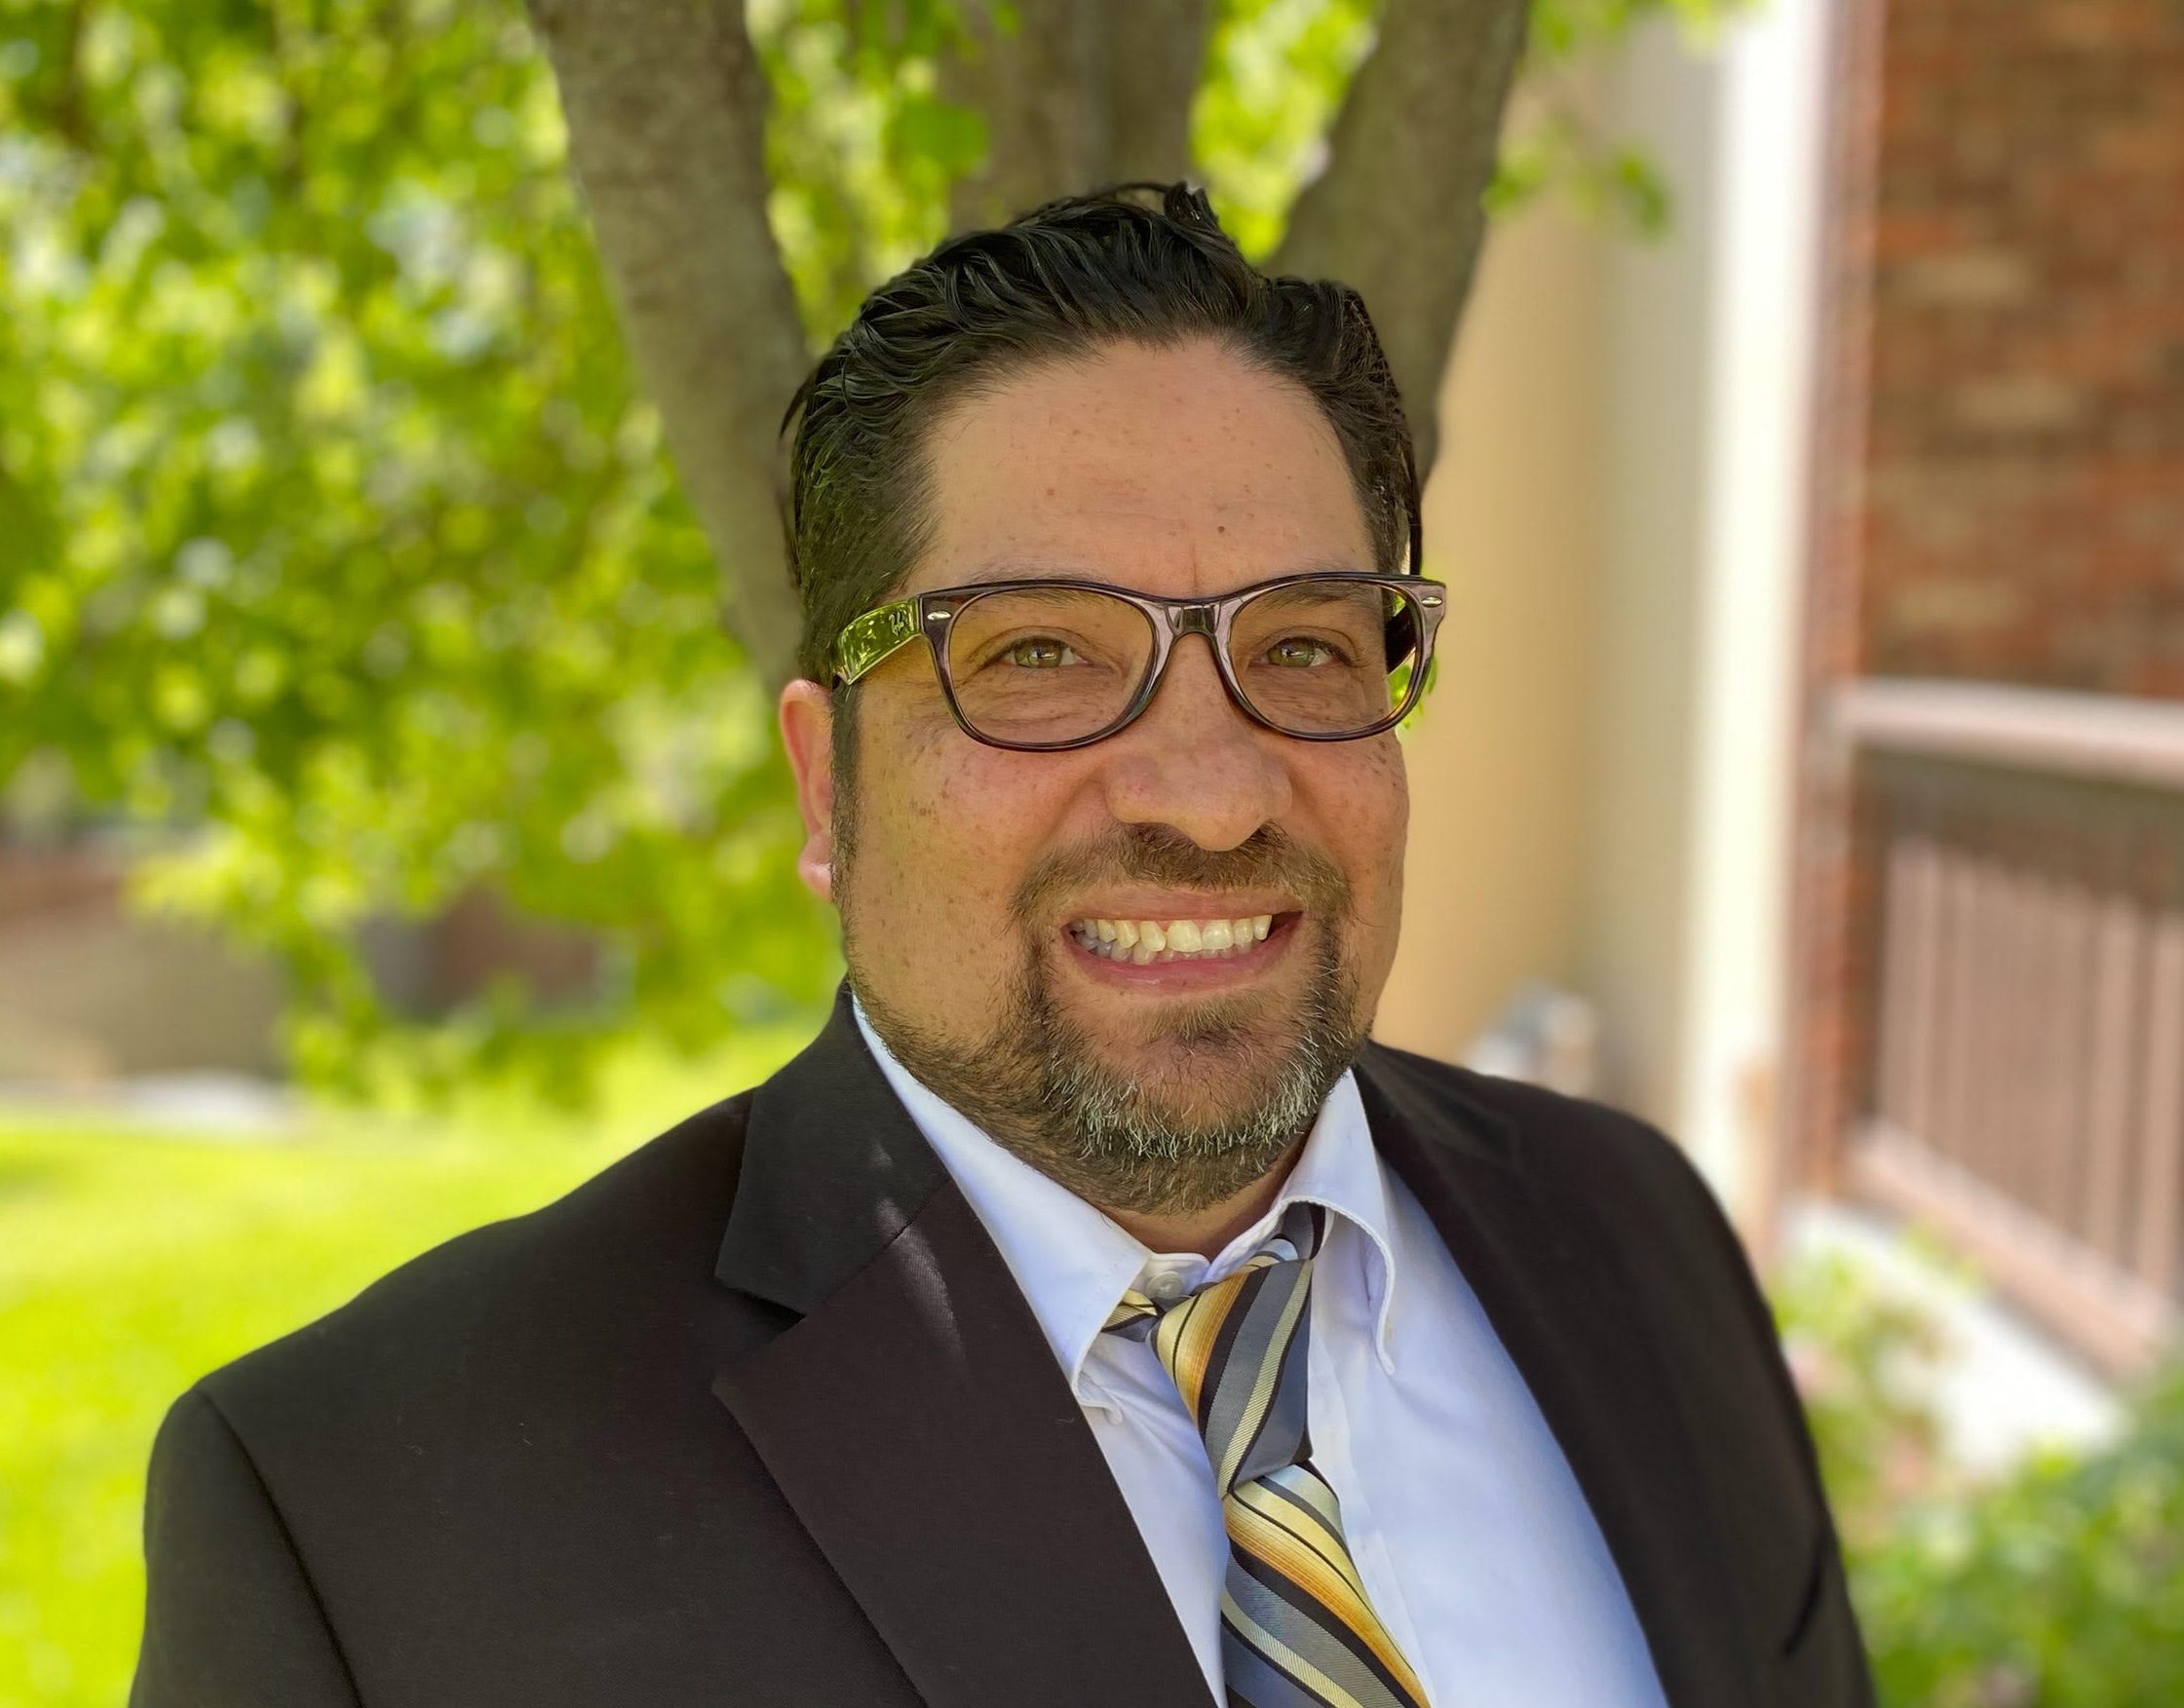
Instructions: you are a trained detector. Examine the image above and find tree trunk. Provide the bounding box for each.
[1102,0,1218,185]
[529,0,810,687]
[942,0,1214,233]
[1275,0,1532,478]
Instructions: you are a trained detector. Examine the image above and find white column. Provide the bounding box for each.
[1672,0,1829,1215]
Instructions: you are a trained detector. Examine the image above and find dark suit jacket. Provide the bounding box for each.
[133,988,1873,1708]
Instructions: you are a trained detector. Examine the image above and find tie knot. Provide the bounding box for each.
[1102,1201,1327,1498]
[1103,1201,1324,1340]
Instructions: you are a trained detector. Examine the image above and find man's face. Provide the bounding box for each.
[782,338,1410,1211]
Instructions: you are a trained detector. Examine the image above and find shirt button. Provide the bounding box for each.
[1144,1271,1186,1304]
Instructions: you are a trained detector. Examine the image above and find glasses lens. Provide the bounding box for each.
[1228,579,1425,736]
[943,587,1157,746]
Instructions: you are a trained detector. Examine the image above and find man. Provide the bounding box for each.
[134,185,1872,1708]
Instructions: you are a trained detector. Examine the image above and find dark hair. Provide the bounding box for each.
[779,181,1422,688]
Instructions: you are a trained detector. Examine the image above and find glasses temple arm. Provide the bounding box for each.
[832,598,923,685]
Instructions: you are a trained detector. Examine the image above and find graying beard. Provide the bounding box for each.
[856,930,1362,1218]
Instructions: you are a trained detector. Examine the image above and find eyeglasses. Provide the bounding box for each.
[831,571,1446,752]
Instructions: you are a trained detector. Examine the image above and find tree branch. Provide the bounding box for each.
[1273,0,1532,478]
[528,0,808,686]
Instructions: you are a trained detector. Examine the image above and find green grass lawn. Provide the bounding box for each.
[0,1027,808,1708]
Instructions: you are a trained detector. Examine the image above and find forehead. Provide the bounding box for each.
[906,338,1375,599]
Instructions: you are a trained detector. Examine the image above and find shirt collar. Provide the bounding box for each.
[853,1001,1400,1398]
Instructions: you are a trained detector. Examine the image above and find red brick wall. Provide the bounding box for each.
[1788,0,2184,1192]
[1861,0,2184,691]
[1786,0,1888,1195]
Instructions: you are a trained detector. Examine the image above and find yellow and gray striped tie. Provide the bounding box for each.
[1105,1204,1431,1708]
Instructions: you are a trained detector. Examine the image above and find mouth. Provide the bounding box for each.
[1066,911,1277,964]
[1057,903,1303,991]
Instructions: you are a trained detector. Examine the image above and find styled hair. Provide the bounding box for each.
[778,181,1422,687]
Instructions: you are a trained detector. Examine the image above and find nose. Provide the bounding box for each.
[1099,634,1292,851]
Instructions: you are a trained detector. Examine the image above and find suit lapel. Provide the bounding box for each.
[712,994,1207,1708]
[1355,1047,1759,1708]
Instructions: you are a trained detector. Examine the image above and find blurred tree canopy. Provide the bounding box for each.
[0,0,1727,1100]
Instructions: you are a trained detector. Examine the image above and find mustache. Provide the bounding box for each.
[1013,823,1352,926]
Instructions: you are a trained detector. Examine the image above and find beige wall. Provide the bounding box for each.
[1373,11,1823,1245]
[1373,201,1608,1066]
[1579,28,1721,1132]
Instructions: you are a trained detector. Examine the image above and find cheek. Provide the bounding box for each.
[1297,741,1408,968]
[1320,741,1408,875]
[1325,748,1408,999]
[850,722,1079,929]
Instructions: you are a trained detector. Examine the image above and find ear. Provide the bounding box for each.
[778,678,838,903]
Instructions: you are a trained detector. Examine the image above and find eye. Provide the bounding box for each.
[1003,635,1081,669]
[1263,634,1342,668]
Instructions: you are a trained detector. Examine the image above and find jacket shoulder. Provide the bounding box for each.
[1357,1040,1767,1338]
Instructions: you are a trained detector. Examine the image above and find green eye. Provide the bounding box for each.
[1265,635,1338,668]
[1004,636,1079,668]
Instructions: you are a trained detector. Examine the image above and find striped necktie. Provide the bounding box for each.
[1104,1203,1432,1708]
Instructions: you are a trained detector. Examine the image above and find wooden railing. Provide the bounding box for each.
[1834,682,2184,1376]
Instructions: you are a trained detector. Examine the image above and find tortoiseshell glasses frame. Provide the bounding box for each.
[829,570,1446,754]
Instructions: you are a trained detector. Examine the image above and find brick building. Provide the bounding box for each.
[1789,0,2184,1373]
[1373,0,2183,1381]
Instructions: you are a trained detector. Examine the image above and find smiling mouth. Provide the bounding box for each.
[1065,912,1281,966]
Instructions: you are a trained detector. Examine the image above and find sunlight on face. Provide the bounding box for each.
[806,339,1410,1208]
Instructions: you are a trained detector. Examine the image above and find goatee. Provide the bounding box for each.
[850,824,1367,1217]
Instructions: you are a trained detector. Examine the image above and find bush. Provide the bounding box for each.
[1855,1366,2184,1708]
[1775,1249,2184,1706]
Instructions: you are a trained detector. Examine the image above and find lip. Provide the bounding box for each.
[1057,908,1302,993]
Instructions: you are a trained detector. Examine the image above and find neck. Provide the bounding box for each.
[1098,1136,1305,1259]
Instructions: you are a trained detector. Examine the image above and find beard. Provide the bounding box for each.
[846,822,1370,1217]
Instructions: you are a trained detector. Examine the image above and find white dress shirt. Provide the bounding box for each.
[855,1005,1668,1708]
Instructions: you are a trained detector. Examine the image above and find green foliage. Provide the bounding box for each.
[1775,1243,1954,1556]
[1484,125,1672,240]
[1497,0,1750,239]
[1855,1369,2184,1708]
[1194,0,1749,259]
[0,0,834,1099]
[1527,0,1738,57]
[750,0,980,341]
[0,0,1741,1103]
[1194,0,1379,260]
[749,0,1397,322]
[1777,1249,2184,1707]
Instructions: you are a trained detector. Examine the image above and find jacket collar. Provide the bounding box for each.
[713,985,953,1315]
[711,987,1207,1708]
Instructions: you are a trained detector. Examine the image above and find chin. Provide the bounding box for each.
[1086,1010,1308,1096]
[1083,988,1290,1053]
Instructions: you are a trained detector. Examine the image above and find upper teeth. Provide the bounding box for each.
[1069,914,1274,966]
